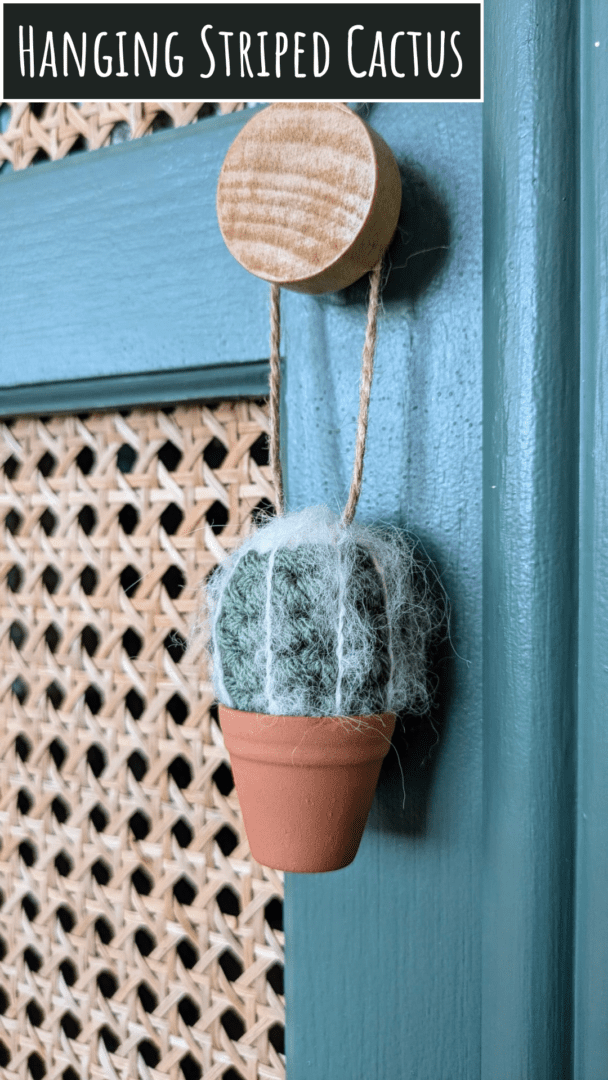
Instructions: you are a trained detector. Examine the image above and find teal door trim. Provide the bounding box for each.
[575,0,608,1073]
[482,0,578,1074]
[281,0,602,1077]
[0,108,271,408]
[0,360,270,418]
[283,104,484,1079]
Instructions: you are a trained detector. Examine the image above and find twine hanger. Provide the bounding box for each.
[268,258,383,527]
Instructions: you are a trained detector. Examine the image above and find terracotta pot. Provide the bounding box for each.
[219,706,396,873]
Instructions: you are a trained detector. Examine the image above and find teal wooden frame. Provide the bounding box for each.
[576,0,608,1074]
[0,361,270,416]
[1,4,607,1067]
[482,0,578,1073]
[280,103,484,1079]
[0,108,271,414]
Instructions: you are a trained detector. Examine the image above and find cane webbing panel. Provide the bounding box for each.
[0,403,284,1080]
[0,102,247,171]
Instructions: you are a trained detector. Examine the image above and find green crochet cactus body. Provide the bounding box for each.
[204,506,437,719]
[216,544,391,717]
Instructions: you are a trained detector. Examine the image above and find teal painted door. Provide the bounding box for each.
[281,100,485,1078]
[287,4,606,1076]
[1,0,607,1073]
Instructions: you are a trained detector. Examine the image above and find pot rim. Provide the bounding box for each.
[218,705,396,767]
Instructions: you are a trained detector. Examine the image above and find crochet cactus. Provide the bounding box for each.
[202,506,438,718]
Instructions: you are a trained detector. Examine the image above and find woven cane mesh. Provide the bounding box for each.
[0,102,248,171]
[0,403,284,1080]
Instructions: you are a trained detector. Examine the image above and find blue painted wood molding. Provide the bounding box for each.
[482,0,578,1074]
[282,4,596,1079]
[283,103,484,1079]
[0,108,271,413]
[0,362,270,417]
[575,0,608,1075]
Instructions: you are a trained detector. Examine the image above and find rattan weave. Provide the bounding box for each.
[0,403,284,1080]
[0,102,246,170]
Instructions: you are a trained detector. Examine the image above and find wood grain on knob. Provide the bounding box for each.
[216,103,402,295]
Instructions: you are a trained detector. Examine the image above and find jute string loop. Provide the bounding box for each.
[269,259,383,525]
[269,282,284,515]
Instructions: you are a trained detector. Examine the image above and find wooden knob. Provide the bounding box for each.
[216,103,402,295]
